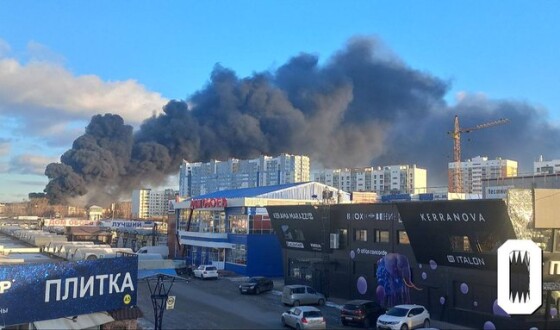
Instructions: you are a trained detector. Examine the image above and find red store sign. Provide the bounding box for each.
[190,198,228,209]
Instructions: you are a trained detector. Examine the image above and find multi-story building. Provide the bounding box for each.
[534,155,560,175]
[448,156,518,195]
[178,154,310,198]
[312,164,427,195]
[132,188,177,219]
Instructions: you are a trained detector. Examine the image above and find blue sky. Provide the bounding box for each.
[0,1,559,203]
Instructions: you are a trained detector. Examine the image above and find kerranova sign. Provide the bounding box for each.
[396,199,517,270]
[0,257,138,326]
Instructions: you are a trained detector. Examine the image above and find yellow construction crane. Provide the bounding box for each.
[448,115,509,193]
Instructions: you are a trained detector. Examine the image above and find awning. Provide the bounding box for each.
[179,239,235,249]
[33,312,114,330]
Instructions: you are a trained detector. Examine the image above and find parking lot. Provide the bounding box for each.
[136,274,472,329]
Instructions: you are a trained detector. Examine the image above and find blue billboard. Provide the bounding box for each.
[0,256,138,326]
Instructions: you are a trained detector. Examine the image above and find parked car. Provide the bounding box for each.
[193,265,219,280]
[239,276,274,294]
[281,306,326,330]
[376,304,430,330]
[340,299,385,328]
[281,285,326,306]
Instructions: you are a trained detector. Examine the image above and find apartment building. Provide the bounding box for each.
[131,188,177,219]
[534,155,560,175]
[448,156,518,195]
[178,154,310,198]
[312,164,427,195]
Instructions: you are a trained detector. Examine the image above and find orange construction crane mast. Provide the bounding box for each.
[448,115,509,193]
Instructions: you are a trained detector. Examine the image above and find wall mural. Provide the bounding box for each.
[375,253,422,308]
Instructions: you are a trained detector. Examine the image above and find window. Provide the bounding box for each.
[354,229,367,242]
[450,235,472,252]
[397,231,410,244]
[229,214,248,234]
[226,244,246,265]
[375,230,389,243]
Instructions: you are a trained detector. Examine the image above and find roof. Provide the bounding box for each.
[190,181,351,200]
[392,304,425,309]
[193,182,305,199]
[293,306,321,311]
[33,312,114,330]
[108,306,143,321]
[343,299,375,305]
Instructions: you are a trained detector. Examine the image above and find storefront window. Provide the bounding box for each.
[375,230,389,243]
[229,215,248,234]
[398,231,410,244]
[354,229,367,242]
[226,244,246,265]
[190,210,226,233]
[289,259,313,281]
[249,215,272,234]
[450,235,472,252]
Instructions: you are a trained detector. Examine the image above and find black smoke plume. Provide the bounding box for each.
[44,36,560,206]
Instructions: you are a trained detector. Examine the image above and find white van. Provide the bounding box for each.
[136,245,169,258]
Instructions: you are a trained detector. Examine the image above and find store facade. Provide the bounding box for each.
[268,190,560,329]
[171,182,349,277]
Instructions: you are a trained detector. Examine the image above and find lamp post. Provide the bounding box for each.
[145,274,187,330]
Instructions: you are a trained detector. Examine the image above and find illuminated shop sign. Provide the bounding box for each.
[190,198,228,209]
[397,199,517,270]
[0,257,138,326]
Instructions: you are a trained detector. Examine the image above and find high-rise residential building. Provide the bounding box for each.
[178,154,310,198]
[312,164,427,195]
[132,188,177,219]
[534,155,560,175]
[448,156,518,195]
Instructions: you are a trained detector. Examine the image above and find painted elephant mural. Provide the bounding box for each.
[376,253,422,307]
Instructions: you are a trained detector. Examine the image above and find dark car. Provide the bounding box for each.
[340,299,385,328]
[238,276,274,294]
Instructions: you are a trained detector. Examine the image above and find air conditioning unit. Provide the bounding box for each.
[330,233,340,249]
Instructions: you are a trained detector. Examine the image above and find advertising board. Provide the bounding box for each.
[396,199,517,270]
[0,257,138,326]
[267,205,327,252]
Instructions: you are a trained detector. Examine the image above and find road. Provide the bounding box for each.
[135,274,472,330]
[136,275,361,330]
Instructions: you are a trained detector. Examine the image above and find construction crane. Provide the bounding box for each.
[448,115,510,193]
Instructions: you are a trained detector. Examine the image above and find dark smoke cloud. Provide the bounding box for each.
[44,36,560,206]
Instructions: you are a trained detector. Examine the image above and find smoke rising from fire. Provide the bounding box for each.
[44,36,560,206]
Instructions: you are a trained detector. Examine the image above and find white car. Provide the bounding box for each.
[193,265,219,279]
[376,304,430,330]
[281,306,326,330]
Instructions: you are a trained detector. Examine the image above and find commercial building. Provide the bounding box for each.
[448,156,518,195]
[178,154,310,197]
[131,188,177,219]
[170,182,350,277]
[267,189,560,330]
[312,165,427,196]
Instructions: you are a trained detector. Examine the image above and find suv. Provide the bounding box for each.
[340,299,385,328]
[376,304,430,330]
[193,265,219,279]
[281,285,326,306]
